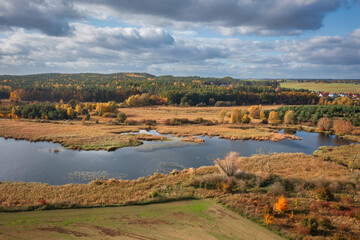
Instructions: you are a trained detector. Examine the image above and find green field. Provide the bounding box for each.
[280,82,360,93]
[0,200,284,240]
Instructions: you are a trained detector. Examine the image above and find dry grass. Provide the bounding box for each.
[313,144,360,169]
[239,153,358,181]
[156,124,300,142]
[120,105,283,123]
[0,119,145,151]
[0,166,219,210]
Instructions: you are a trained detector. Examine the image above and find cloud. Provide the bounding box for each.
[1,24,360,78]
[0,0,83,36]
[0,0,357,37]
[279,31,360,65]
[78,0,353,35]
[0,24,227,74]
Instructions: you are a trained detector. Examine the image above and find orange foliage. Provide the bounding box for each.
[264,213,274,224]
[274,195,289,212]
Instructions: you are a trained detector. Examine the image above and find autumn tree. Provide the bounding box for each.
[317,117,332,131]
[268,111,281,125]
[230,109,246,124]
[260,110,266,120]
[274,195,289,212]
[214,152,239,176]
[218,109,227,123]
[283,110,295,124]
[67,107,75,119]
[75,104,82,114]
[248,105,262,119]
[241,114,251,124]
[333,120,353,135]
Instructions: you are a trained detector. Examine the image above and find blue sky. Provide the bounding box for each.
[0,0,359,78]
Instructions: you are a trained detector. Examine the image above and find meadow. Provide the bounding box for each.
[0,199,284,240]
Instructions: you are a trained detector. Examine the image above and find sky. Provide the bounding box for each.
[0,0,359,78]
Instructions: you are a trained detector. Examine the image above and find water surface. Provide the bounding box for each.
[0,130,354,185]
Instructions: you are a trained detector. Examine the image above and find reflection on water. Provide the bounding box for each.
[283,129,297,135]
[0,130,356,185]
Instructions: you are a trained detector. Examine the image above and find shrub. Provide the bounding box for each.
[316,186,334,201]
[150,191,159,198]
[264,213,274,225]
[165,118,190,125]
[218,179,235,193]
[117,112,127,123]
[301,216,319,235]
[241,114,251,124]
[102,112,117,118]
[214,152,239,176]
[125,119,138,125]
[270,182,286,195]
[317,117,333,131]
[333,120,353,135]
[190,174,226,189]
[274,195,289,212]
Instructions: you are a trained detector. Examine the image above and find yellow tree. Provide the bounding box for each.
[283,110,295,124]
[268,111,281,125]
[75,104,82,115]
[230,109,245,124]
[260,110,266,120]
[67,107,75,119]
[248,105,262,119]
[218,110,227,123]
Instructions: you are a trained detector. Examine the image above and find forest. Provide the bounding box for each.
[0,73,318,106]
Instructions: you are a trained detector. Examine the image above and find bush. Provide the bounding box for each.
[190,174,226,189]
[214,152,239,177]
[102,112,117,118]
[301,216,319,235]
[241,114,251,124]
[316,186,334,201]
[165,118,190,125]
[317,117,333,131]
[117,112,127,123]
[150,191,159,198]
[333,120,353,135]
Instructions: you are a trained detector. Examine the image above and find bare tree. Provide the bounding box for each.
[214,152,240,176]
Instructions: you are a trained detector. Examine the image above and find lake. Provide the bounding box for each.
[0,130,354,185]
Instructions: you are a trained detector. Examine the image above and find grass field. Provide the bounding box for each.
[0,200,284,240]
[280,82,360,93]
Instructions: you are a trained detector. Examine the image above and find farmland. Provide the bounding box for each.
[280,82,360,93]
